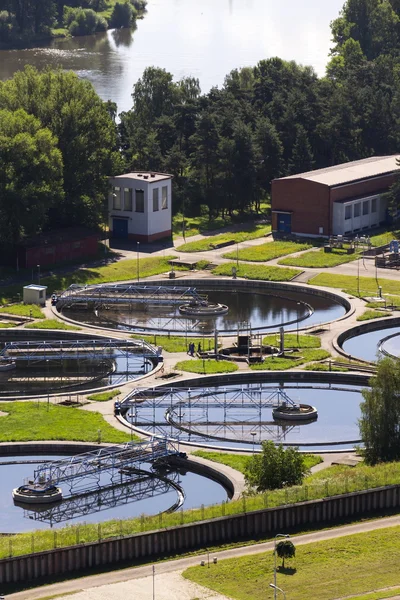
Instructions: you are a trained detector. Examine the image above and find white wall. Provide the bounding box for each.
[332,194,386,236]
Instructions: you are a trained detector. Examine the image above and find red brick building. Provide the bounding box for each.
[271,156,400,237]
[16,227,100,269]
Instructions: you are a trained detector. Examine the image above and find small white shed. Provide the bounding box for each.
[23,285,48,307]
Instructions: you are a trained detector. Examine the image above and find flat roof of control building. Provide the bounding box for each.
[275,155,400,187]
[111,172,173,183]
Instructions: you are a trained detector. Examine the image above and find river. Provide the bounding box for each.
[0,0,344,114]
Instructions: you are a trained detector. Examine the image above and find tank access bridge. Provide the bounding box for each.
[13,438,184,507]
[56,283,207,310]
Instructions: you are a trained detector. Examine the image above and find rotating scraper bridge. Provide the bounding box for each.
[57,284,208,309]
[15,439,185,522]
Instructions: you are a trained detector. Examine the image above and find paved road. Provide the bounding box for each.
[7,513,400,600]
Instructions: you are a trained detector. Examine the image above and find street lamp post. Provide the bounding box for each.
[273,534,290,600]
[269,583,286,599]
[37,264,41,285]
[250,431,257,454]
[137,242,140,282]
[296,302,301,345]
[236,242,239,268]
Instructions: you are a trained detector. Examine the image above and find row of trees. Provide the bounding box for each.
[118,0,400,218]
[0,0,142,43]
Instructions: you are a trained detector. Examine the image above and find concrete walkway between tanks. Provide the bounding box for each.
[8,513,400,600]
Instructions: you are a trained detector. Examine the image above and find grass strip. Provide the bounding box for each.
[0,303,45,318]
[176,225,271,252]
[356,310,392,322]
[192,451,322,474]
[183,525,400,600]
[2,459,400,560]
[279,247,360,268]
[131,335,217,353]
[309,273,400,296]
[212,263,300,281]
[87,389,121,402]
[175,359,238,374]
[25,319,80,330]
[223,241,311,262]
[262,334,321,349]
[303,362,349,372]
[249,348,330,370]
[0,401,132,443]
[0,257,177,303]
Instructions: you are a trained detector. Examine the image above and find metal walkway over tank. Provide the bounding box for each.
[29,439,180,488]
[24,469,184,525]
[122,386,304,444]
[57,283,206,310]
[1,339,161,362]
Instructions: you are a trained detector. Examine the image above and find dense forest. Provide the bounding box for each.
[1,0,400,248]
[0,0,145,44]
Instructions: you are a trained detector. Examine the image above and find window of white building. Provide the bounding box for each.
[345,205,352,220]
[153,188,159,212]
[135,189,144,213]
[124,188,132,211]
[371,198,377,213]
[113,187,121,210]
[354,203,361,218]
[363,200,369,215]
[162,186,168,210]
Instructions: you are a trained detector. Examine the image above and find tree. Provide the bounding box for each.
[0,108,63,245]
[0,66,122,230]
[245,441,307,491]
[359,357,400,464]
[276,540,296,569]
[289,125,314,174]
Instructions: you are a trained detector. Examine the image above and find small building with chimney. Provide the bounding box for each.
[108,172,172,242]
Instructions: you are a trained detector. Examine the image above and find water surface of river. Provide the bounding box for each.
[0,0,344,113]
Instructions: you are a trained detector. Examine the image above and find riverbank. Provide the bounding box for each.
[0,0,146,51]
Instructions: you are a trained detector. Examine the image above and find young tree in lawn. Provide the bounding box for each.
[276,539,296,569]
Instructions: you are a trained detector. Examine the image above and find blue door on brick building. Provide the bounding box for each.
[277,213,291,234]
[113,218,128,239]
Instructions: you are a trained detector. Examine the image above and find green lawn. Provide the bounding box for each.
[25,318,80,330]
[0,322,17,328]
[212,263,300,281]
[262,333,321,349]
[87,389,121,402]
[0,402,131,443]
[366,295,400,309]
[175,225,271,252]
[223,241,311,262]
[183,526,400,600]
[192,451,322,474]
[131,334,217,353]
[303,362,349,372]
[172,213,234,237]
[279,247,360,268]
[0,303,45,318]
[249,348,331,371]
[356,309,392,322]
[369,227,400,248]
[309,273,400,297]
[0,257,177,303]
[175,359,238,374]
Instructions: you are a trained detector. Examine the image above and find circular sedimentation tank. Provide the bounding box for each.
[338,318,400,363]
[58,279,350,336]
[121,372,366,450]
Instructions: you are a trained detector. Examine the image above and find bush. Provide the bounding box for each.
[245,441,308,491]
[66,8,107,35]
[110,1,136,28]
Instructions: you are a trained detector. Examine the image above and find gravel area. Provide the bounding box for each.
[55,570,231,600]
